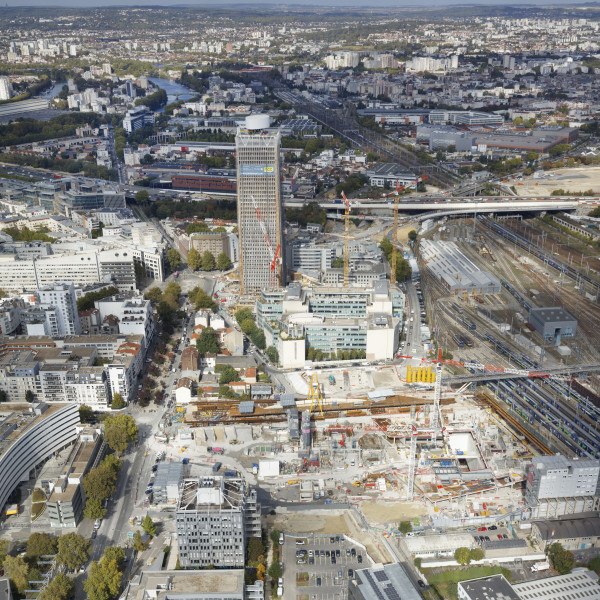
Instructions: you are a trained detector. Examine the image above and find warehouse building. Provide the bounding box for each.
[349,563,422,600]
[532,517,600,551]
[512,569,600,600]
[416,125,476,152]
[528,307,577,345]
[419,239,501,296]
[365,163,416,188]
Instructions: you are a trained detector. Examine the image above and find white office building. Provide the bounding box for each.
[37,281,81,336]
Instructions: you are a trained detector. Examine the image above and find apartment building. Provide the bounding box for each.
[176,477,261,568]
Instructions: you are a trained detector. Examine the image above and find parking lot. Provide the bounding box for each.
[281,534,368,600]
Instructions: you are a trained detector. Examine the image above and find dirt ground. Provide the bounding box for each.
[360,500,424,524]
[270,510,391,563]
[516,166,600,196]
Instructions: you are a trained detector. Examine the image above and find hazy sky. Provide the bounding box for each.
[3,0,596,6]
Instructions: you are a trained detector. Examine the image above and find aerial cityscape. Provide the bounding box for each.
[0,3,600,600]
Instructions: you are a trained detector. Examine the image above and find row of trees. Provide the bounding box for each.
[147,197,237,221]
[187,249,232,272]
[379,238,412,282]
[307,346,366,362]
[84,545,127,600]
[77,286,119,311]
[235,308,266,350]
[134,87,167,111]
[1,532,91,598]
[83,454,122,520]
[3,226,55,243]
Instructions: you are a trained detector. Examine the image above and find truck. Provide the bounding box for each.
[212,462,222,473]
[531,560,550,572]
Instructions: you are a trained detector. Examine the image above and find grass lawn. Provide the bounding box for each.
[296,573,309,587]
[425,565,512,600]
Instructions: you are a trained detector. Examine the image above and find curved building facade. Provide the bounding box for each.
[0,403,80,512]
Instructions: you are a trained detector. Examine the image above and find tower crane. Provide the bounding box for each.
[403,350,575,501]
[250,194,280,288]
[342,191,351,287]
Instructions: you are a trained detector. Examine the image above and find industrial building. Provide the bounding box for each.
[349,563,422,600]
[472,126,577,153]
[365,163,416,188]
[419,239,501,296]
[256,281,403,368]
[528,307,577,345]
[236,115,285,295]
[531,517,600,551]
[176,477,261,568]
[416,125,476,152]
[0,403,80,514]
[46,427,105,527]
[512,569,600,600]
[525,455,600,519]
[458,575,519,600]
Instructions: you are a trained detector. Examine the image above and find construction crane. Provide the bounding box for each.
[403,349,578,501]
[307,373,324,417]
[342,191,351,287]
[385,181,406,288]
[250,194,280,288]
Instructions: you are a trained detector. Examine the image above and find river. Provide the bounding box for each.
[148,77,196,110]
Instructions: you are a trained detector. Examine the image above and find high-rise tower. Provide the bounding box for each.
[236,115,285,295]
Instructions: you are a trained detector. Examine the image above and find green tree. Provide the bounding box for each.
[219,366,240,385]
[0,390,7,402]
[144,287,163,302]
[26,533,58,560]
[40,572,74,600]
[589,556,600,575]
[83,497,106,520]
[103,546,125,570]
[187,248,201,271]
[25,390,35,402]
[247,537,265,564]
[132,530,145,552]
[216,252,232,270]
[250,328,266,350]
[470,547,484,561]
[190,287,216,311]
[111,393,125,410]
[141,515,157,537]
[235,309,253,324]
[379,238,392,259]
[166,249,183,272]
[525,151,539,163]
[196,327,220,354]
[101,454,122,476]
[3,555,30,595]
[268,562,283,580]
[201,251,216,271]
[57,533,91,571]
[398,521,413,535]
[84,559,122,600]
[548,542,574,574]
[408,230,418,242]
[240,318,256,335]
[332,256,344,268]
[454,547,471,565]
[79,404,94,424]
[0,539,9,570]
[265,346,279,364]
[103,414,139,455]
[414,557,422,569]
[135,190,149,205]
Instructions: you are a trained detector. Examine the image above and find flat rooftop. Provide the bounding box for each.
[458,575,520,600]
[124,569,245,600]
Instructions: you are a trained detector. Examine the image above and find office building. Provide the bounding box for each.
[176,477,261,568]
[125,80,135,98]
[122,569,246,600]
[0,77,12,101]
[46,427,104,527]
[349,563,422,600]
[37,282,81,336]
[236,115,285,294]
[123,106,155,134]
[0,403,80,514]
[190,231,233,260]
[257,281,403,368]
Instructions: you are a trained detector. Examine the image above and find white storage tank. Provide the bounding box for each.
[245,114,270,130]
